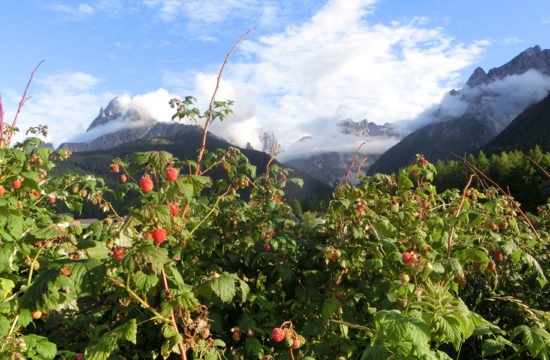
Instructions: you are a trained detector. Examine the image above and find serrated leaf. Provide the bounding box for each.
[0,315,10,337]
[112,319,137,344]
[71,259,107,296]
[361,345,391,360]
[482,339,505,357]
[133,271,159,293]
[322,298,341,321]
[245,337,263,357]
[208,272,236,303]
[130,245,169,274]
[0,277,15,299]
[288,177,304,188]
[398,171,414,189]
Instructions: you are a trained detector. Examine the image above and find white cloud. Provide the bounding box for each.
[44,2,96,18]
[164,0,488,158]
[2,72,114,146]
[501,37,523,45]
[142,0,259,23]
[542,18,550,24]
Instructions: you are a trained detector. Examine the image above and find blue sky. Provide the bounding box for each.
[1,0,550,151]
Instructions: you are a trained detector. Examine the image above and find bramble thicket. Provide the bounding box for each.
[0,43,549,359]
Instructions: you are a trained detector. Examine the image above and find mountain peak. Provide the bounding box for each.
[466,66,489,87]
[486,45,550,80]
[465,46,550,87]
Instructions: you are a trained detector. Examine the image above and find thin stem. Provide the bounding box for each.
[462,158,541,241]
[7,60,44,146]
[524,153,550,179]
[447,174,474,259]
[189,187,232,236]
[353,156,369,185]
[27,247,44,286]
[0,95,4,147]
[344,142,366,183]
[111,278,170,323]
[330,319,373,331]
[195,29,253,175]
[159,269,187,359]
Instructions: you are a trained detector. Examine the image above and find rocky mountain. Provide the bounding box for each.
[482,92,550,154]
[286,119,401,186]
[368,45,550,174]
[60,97,157,152]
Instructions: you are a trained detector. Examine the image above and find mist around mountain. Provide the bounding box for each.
[368,45,550,175]
[56,46,550,187]
[56,122,333,207]
[482,92,550,154]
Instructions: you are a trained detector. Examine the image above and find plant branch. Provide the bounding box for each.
[344,142,366,183]
[0,95,4,147]
[353,156,369,185]
[462,157,541,241]
[524,153,550,179]
[447,174,475,259]
[111,278,170,323]
[7,60,44,147]
[195,28,253,175]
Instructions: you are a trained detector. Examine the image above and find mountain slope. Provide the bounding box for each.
[56,123,332,200]
[368,45,550,174]
[482,93,550,154]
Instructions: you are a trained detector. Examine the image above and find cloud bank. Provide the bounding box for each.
[163,0,488,159]
[9,0,492,157]
[407,69,550,132]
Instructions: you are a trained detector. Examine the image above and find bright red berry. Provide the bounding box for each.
[110,164,120,173]
[391,199,398,206]
[0,185,5,196]
[113,248,126,260]
[12,180,22,190]
[292,337,302,349]
[120,174,127,184]
[264,244,271,252]
[60,268,70,276]
[165,167,178,182]
[73,253,80,260]
[421,200,430,209]
[169,203,180,217]
[356,204,364,212]
[48,197,56,204]
[402,252,413,265]
[494,251,503,261]
[139,176,154,193]
[152,228,167,245]
[488,262,496,272]
[32,190,40,197]
[75,353,84,360]
[272,327,285,342]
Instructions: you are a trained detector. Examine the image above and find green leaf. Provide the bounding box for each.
[482,339,505,357]
[208,272,236,303]
[133,271,159,293]
[361,345,391,360]
[288,177,304,188]
[322,298,341,321]
[112,319,137,344]
[129,245,169,274]
[245,337,264,358]
[22,334,57,360]
[71,259,107,296]
[0,277,15,299]
[398,171,414,189]
[0,315,10,337]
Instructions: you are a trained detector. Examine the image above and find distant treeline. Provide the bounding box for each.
[433,146,550,212]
